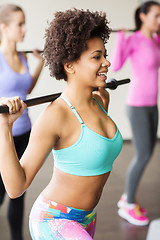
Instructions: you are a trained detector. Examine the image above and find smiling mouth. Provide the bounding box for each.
[97,72,107,77]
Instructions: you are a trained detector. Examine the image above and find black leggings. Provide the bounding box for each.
[0,130,30,240]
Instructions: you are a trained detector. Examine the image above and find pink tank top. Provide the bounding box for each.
[111,31,160,106]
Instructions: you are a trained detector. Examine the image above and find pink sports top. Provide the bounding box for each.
[111,31,160,107]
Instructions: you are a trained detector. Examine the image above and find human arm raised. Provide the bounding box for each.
[111,31,134,71]
[28,49,44,94]
[0,97,60,198]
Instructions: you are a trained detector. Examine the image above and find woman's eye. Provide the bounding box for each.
[94,55,101,60]
[104,54,108,59]
[18,22,24,27]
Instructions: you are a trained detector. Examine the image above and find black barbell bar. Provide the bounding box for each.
[22,29,135,54]
[111,29,135,33]
[0,78,130,113]
[22,50,43,54]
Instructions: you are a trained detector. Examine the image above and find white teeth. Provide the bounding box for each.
[98,73,107,77]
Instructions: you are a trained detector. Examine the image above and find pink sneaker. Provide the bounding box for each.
[118,204,149,226]
[117,194,148,215]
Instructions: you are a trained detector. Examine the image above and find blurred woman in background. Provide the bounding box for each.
[0,3,43,240]
[111,1,160,226]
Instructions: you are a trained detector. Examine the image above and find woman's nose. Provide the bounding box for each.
[102,58,111,68]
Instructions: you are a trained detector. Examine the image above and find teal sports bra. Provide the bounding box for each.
[52,96,123,176]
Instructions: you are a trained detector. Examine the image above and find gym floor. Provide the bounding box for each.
[0,140,160,240]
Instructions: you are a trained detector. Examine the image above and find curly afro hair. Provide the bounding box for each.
[43,8,111,81]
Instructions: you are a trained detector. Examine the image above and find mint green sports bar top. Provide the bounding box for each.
[52,96,123,176]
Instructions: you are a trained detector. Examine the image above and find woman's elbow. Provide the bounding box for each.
[8,190,25,199]
[6,186,26,199]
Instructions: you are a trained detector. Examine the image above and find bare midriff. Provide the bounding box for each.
[42,167,110,210]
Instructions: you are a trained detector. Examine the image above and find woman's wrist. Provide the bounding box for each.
[0,123,13,147]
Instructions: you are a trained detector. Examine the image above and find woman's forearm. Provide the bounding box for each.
[0,124,27,198]
[28,59,44,94]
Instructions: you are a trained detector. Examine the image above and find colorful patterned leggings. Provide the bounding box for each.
[29,194,97,240]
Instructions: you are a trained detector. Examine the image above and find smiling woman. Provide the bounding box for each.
[63,37,111,93]
[0,8,123,240]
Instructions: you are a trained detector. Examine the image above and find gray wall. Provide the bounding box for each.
[1,0,160,139]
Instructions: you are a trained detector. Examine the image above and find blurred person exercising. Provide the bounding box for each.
[111,1,160,226]
[0,3,43,240]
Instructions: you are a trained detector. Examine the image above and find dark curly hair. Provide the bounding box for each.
[43,8,111,81]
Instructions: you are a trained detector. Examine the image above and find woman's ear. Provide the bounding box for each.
[0,23,7,32]
[139,12,146,23]
[64,63,75,74]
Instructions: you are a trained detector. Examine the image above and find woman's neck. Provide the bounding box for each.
[140,26,153,39]
[0,39,17,55]
[63,82,94,107]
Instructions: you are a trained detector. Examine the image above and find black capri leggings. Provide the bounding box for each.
[0,130,30,240]
[125,105,158,203]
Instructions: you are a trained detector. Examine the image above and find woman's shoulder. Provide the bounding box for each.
[127,31,141,41]
[44,97,68,120]
[19,52,28,61]
[124,31,141,51]
[153,33,160,44]
[33,97,69,138]
[42,97,70,127]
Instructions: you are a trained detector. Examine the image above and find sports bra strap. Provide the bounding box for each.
[60,96,84,124]
[93,98,108,115]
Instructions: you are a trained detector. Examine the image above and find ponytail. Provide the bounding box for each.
[135,7,141,31]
